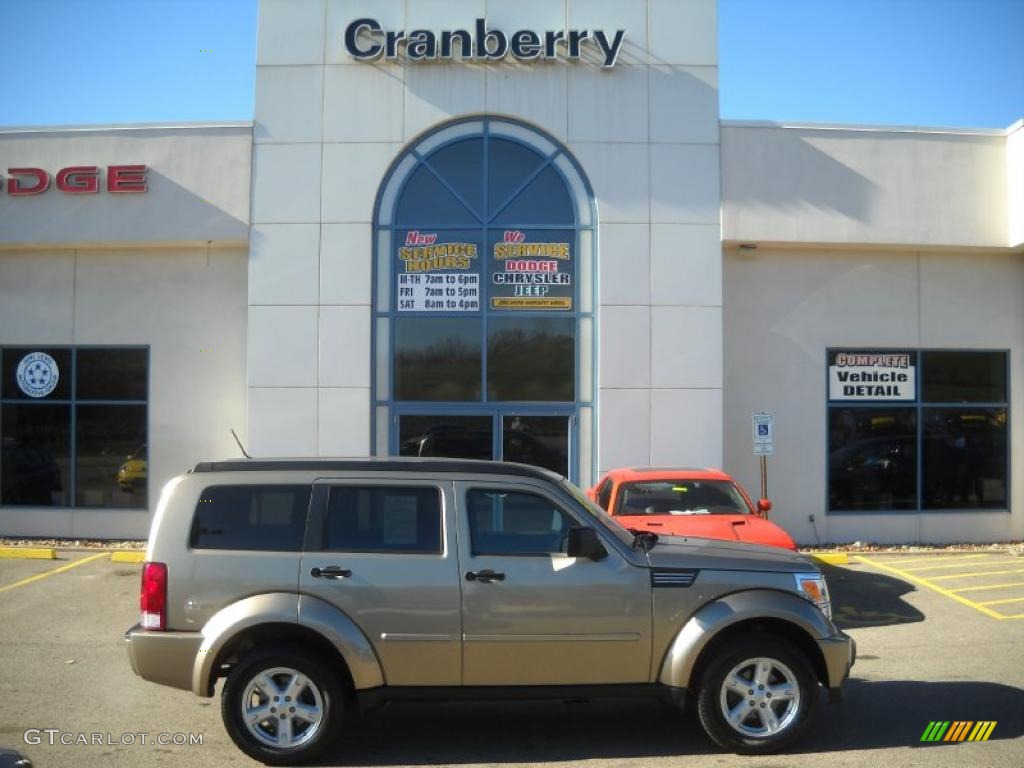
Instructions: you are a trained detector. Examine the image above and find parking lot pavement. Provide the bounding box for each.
[854,553,1024,620]
[0,553,1022,768]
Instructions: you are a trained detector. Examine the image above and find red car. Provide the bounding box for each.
[588,467,797,550]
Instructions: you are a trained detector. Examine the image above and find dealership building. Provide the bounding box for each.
[1,0,1021,545]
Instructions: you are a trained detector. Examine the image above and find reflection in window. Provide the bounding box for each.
[493,166,575,225]
[325,486,442,553]
[395,165,478,226]
[827,349,1009,513]
[467,489,574,555]
[398,415,493,460]
[76,348,148,400]
[487,318,574,402]
[0,404,70,506]
[922,351,1007,403]
[502,415,568,475]
[190,485,310,551]
[486,139,545,217]
[394,318,481,401]
[923,408,1007,509]
[76,404,147,508]
[828,408,917,511]
[376,119,595,483]
[426,138,485,218]
[0,346,147,509]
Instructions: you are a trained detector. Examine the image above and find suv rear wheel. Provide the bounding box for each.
[696,636,819,754]
[221,648,345,765]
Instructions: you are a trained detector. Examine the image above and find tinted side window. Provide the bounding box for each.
[467,489,575,556]
[324,487,442,554]
[190,485,310,551]
[596,478,613,510]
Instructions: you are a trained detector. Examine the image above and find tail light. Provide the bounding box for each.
[140,562,167,630]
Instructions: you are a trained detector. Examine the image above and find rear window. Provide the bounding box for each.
[323,486,442,554]
[190,485,311,551]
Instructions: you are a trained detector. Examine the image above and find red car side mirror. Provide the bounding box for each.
[756,498,772,517]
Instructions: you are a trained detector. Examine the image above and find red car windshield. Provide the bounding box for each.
[615,480,751,516]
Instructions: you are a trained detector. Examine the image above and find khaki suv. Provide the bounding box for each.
[126,459,855,764]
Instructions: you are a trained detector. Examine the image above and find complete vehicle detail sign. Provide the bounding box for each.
[345,18,626,67]
[828,350,916,401]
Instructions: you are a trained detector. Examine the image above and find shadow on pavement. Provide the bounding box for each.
[317,680,1023,765]
[822,563,925,629]
[797,678,1024,753]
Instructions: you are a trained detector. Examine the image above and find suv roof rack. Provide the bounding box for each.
[191,457,564,481]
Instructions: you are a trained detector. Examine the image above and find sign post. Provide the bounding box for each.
[752,412,774,499]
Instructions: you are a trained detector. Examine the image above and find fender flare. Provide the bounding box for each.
[657,589,833,690]
[192,592,384,696]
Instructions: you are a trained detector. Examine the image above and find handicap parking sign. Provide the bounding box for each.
[752,412,774,455]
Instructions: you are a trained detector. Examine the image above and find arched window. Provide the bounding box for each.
[372,118,596,484]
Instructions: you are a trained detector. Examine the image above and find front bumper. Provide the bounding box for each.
[817,630,856,702]
[125,623,203,693]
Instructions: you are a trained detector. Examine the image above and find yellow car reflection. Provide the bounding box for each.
[117,445,147,493]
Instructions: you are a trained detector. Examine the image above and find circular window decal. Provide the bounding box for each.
[16,352,60,398]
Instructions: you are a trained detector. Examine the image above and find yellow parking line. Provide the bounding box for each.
[977,596,1024,607]
[930,567,1024,582]
[0,552,108,594]
[883,554,989,566]
[854,555,1010,620]
[950,581,1024,593]
[900,559,1021,572]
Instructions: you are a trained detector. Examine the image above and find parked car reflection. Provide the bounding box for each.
[1,437,63,505]
[829,435,916,510]
[117,443,147,493]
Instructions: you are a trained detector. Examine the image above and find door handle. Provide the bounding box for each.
[465,569,505,583]
[311,566,352,579]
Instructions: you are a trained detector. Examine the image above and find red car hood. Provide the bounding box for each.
[616,514,797,550]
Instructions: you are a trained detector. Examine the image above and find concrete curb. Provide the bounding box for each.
[110,551,145,564]
[805,552,850,565]
[0,547,58,560]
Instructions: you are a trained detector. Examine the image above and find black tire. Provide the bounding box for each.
[696,635,819,754]
[221,647,346,765]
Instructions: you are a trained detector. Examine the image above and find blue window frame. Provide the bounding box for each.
[371,118,597,484]
[0,345,149,509]
[826,348,1010,514]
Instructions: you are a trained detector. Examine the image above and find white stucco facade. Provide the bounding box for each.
[1,0,1021,544]
[0,124,251,538]
[722,121,1024,544]
[248,0,725,486]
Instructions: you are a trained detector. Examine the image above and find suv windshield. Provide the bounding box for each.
[615,480,751,516]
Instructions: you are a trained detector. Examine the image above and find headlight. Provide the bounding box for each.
[794,572,832,619]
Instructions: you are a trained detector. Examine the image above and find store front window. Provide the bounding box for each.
[827,350,1008,512]
[0,346,148,508]
[372,118,596,483]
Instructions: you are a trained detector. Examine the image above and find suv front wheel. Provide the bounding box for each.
[696,636,819,754]
[221,648,345,765]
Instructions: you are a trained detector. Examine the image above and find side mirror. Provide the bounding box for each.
[756,498,772,518]
[566,527,608,560]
